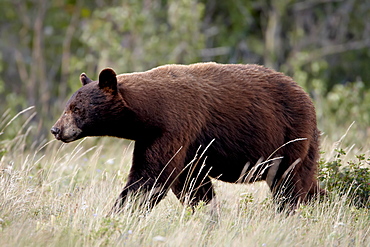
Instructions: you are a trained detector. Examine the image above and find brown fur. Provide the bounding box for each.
[51,62,323,213]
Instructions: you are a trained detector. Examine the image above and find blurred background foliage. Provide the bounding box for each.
[0,0,369,144]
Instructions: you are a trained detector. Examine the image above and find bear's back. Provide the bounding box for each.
[116,63,314,136]
[117,62,302,103]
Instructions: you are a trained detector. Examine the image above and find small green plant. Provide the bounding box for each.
[319,149,370,208]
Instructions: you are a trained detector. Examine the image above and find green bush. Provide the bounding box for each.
[319,149,370,208]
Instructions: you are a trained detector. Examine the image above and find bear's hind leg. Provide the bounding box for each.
[268,158,306,212]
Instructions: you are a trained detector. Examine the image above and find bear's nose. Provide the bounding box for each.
[51,126,61,135]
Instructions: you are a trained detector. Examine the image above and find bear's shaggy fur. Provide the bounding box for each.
[51,62,323,213]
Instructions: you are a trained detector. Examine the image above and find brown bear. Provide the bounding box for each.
[51,62,323,213]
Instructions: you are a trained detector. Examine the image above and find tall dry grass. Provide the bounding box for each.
[0,109,369,246]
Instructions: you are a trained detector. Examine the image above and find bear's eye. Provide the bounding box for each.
[72,106,80,113]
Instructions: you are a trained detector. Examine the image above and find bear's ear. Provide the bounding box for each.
[98,68,117,93]
[80,73,93,86]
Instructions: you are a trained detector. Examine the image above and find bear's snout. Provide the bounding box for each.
[51,126,61,140]
[51,117,83,143]
[51,126,60,135]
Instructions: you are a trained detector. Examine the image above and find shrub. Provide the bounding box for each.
[319,149,370,208]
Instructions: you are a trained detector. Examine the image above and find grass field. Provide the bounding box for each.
[0,111,369,246]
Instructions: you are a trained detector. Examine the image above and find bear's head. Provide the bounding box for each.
[51,68,126,143]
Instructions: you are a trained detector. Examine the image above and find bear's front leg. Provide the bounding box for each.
[109,175,168,215]
[109,137,187,215]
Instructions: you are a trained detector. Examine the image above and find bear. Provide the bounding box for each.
[51,62,324,214]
